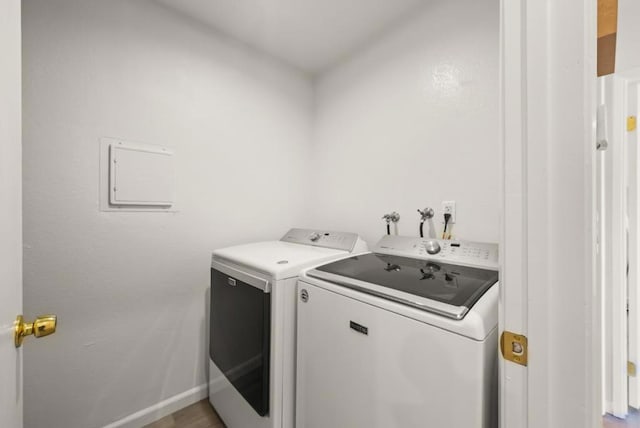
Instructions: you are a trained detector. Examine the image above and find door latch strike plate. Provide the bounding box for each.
[500,330,528,367]
[628,116,637,132]
[629,361,637,377]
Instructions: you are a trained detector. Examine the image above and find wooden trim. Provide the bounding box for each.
[598,34,617,77]
[598,0,618,38]
[598,0,618,76]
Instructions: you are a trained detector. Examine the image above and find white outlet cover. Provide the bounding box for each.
[441,201,456,224]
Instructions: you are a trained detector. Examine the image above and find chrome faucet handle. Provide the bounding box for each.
[382,212,400,223]
[417,208,434,221]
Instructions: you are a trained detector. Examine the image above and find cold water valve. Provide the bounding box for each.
[382,212,401,235]
[417,207,434,221]
[417,207,434,238]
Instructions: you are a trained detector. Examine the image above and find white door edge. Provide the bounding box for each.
[0,0,23,427]
[499,1,599,427]
[609,72,630,418]
[499,1,529,426]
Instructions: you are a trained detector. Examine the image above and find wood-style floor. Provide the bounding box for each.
[146,399,640,428]
[144,400,226,428]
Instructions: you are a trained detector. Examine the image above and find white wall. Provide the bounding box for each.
[308,0,499,245]
[23,1,501,426]
[617,0,640,73]
[21,1,313,427]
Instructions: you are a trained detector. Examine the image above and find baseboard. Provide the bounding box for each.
[102,384,208,428]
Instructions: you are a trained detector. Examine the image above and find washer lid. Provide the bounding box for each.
[309,253,498,319]
[212,241,350,280]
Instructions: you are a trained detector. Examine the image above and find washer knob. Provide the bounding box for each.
[309,232,321,242]
[425,240,441,255]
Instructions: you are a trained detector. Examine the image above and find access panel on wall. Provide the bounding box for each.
[99,138,176,211]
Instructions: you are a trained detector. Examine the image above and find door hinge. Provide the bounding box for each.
[629,361,637,377]
[500,331,528,367]
[628,116,637,132]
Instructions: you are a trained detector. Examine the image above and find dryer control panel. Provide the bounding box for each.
[373,235,499,270]
[281,228,363,252]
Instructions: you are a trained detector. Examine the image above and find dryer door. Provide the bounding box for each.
[210,266,271,417]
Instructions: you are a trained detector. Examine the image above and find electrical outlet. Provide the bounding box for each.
[442,201,456,224]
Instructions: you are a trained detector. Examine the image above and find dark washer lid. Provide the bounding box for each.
[309,253,498,319]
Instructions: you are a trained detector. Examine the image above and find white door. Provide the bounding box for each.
[630,81,640,411]
[1,0,23,427]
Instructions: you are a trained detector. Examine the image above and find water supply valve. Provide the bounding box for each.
[417,208,434,221]
[382,212,401,235]
[417,208,434,237]
[382,212,400,224]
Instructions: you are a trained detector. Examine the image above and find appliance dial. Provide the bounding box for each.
[425,240,441,255]
[309,232,321,242]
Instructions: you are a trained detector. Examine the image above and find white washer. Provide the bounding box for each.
[208,228,367,428]
[296,234,499,428]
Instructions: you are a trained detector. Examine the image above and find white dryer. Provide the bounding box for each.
[296,234,499,428]
[208,228,367,428]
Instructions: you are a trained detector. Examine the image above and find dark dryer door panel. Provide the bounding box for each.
[210,267,271,416]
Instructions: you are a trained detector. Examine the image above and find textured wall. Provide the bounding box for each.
[308,0,499,245]
[22,0,501,426]
[22,1,313,427]
[617,0,640,73]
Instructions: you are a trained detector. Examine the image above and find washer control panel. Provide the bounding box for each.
[281,228,361,252]
[373,235,498,270]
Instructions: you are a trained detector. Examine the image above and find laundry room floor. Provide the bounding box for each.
[145,400,640,428]
[144,400,226,428]
[603,408,640,428]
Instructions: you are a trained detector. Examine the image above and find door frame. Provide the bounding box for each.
[606,68,640,414]
[499,0,600,427]
[626,75,640,412]
[625,75,640,409]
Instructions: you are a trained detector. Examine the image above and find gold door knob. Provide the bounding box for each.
[14,314,57,348]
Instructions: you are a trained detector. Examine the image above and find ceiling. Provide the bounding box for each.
[154,0,428,74]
